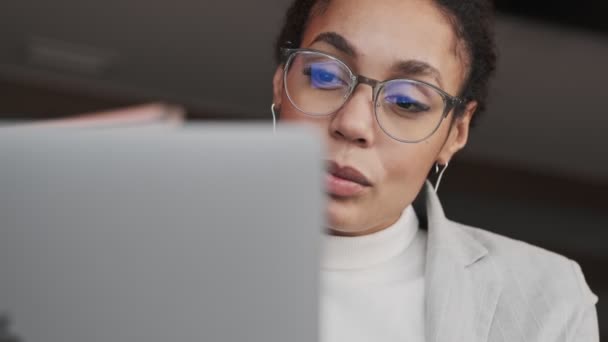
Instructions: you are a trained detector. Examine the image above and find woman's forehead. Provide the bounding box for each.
[301,0,467,92]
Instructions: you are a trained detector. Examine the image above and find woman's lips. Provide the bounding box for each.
[325,173,367,197]
[325,161,372,197]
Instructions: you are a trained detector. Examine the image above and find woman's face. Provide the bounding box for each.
[273,0,476,236]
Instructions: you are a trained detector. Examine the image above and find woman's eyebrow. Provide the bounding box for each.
[311,32,358,57]
[310,32,443,87]
[391,60,443,87]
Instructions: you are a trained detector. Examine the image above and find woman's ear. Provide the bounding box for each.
[272,66,284,108]
[436,101,477,164]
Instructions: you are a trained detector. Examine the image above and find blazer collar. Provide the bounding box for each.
[413,181,488,267]
[415,182,503,342]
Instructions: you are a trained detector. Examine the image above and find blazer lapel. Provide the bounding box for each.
[416,183,503,342]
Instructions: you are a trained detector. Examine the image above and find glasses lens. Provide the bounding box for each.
[376,80,446,142]
[284,51,352,116]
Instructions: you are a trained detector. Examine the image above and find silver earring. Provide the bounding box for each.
[271,103,279,133]
[433,162,449,193]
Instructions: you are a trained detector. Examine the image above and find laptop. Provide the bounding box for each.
[0,124,323,342]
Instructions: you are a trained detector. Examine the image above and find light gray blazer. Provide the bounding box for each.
[415,182,599,342]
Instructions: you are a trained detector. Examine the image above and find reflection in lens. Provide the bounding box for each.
[304,61,348,90]
[377,80,445,142]
[285,52,351,116]
[383,81,432,115]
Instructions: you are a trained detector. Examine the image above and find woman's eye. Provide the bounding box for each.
[303,64,346,89]
[385,95,431,113]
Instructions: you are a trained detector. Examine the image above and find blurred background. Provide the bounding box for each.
[1,0,607,338]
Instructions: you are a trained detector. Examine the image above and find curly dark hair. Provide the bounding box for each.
[274,0,497,125]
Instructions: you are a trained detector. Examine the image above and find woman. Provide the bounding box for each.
[270,0,599,341]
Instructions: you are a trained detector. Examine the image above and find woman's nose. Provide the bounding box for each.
[328,85,377,147]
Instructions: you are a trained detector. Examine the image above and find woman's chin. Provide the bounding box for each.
[324,221,377,237]
[324,197,364,234]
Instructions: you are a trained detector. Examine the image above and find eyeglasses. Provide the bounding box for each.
[281,48,464,143]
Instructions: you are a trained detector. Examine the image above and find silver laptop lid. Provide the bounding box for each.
[0,125,323,342]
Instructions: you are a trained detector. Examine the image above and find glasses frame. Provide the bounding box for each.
[281,47,465,143]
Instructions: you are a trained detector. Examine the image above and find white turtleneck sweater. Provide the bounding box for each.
[320,205,427,342]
